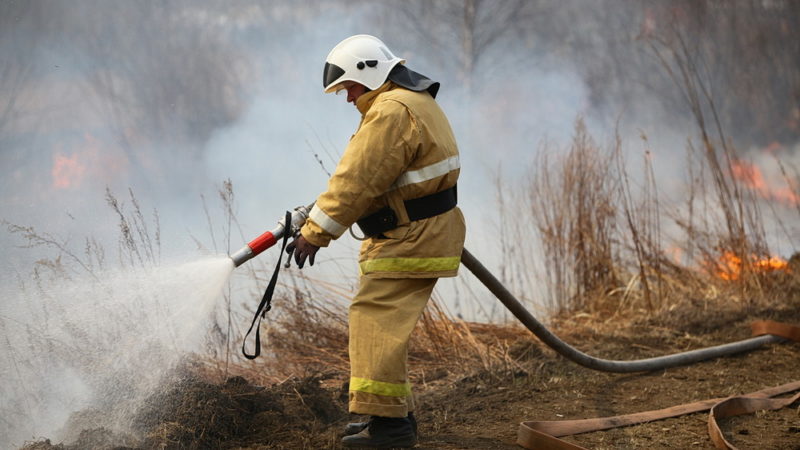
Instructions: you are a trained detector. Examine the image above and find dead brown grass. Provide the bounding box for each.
[528,120,621,314]
[491,21,800,331]
[196,284,528,389]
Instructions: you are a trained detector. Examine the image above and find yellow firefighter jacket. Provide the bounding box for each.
[300,81,465,278]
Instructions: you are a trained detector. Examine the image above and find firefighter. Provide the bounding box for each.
[287,34,465,448]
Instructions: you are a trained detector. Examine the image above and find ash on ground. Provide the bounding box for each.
[20,375,347,450]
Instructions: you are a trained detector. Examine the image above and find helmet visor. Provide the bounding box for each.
[323,62,345,90]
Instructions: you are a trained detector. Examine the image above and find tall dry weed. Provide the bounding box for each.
[645,18,794,302]
[500,18,800,323]
[526,119,621,315]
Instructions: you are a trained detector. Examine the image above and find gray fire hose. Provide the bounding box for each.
[230,207,785,371]
[460,248,785,373]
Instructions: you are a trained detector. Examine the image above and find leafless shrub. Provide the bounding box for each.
[526,119,621,314]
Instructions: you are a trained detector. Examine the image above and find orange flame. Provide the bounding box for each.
[714,251,789,281]
[50,133,130,190]
[664,246,684,265]
[731,159,800,207]
[52,152,87,189]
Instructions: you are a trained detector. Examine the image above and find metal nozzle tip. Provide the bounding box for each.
[230,246,254,268]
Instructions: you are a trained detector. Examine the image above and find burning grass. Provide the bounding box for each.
[504,105,800,321]
[706,250,791,281]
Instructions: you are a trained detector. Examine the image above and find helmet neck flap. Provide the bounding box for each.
[386,64,440,99]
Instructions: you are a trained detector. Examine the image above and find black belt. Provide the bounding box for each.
[356,185,457,237]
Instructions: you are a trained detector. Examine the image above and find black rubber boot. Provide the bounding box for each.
[341,415,417,448]
[344,412,417,437]
[343,418,370,436]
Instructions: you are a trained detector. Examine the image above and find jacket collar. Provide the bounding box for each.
[355,81,396,116]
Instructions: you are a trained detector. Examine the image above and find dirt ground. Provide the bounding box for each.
[416,304,800,450]
[21,298,800,450]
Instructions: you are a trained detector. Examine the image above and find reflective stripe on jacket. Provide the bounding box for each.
[300,81,465,278]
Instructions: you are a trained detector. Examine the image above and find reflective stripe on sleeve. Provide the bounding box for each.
[350,377,411,397]
[392,155,460,189]
[309,204,347,237]
[359,256,461,274]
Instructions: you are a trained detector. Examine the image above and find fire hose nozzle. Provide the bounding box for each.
[230,245,255,267]
[229,203,313,268]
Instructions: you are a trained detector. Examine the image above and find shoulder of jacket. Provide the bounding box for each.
[380,87,422,104]
[375,87,435,116]
[368,92,413,118]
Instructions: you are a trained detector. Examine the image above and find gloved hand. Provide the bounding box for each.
[286,234,320,268]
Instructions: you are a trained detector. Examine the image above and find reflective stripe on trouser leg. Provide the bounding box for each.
[348,276,437,417]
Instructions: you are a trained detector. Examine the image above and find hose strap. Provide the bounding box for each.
[241,211,292,360]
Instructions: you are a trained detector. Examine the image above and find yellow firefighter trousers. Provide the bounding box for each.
[348,276,437,417]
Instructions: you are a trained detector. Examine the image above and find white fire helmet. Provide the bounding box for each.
[323,34,405,93]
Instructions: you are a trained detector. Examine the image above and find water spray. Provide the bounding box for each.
[229,203,313,267]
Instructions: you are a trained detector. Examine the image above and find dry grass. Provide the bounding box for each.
[483,21,800,332]
[196,279,528,388]
[6,33,800,444]
[514,113,798,327]
[644,16,796,302]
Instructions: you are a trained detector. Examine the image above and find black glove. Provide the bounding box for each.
[286,235,320,268]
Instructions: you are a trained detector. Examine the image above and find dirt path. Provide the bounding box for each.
[415,305,800,449]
